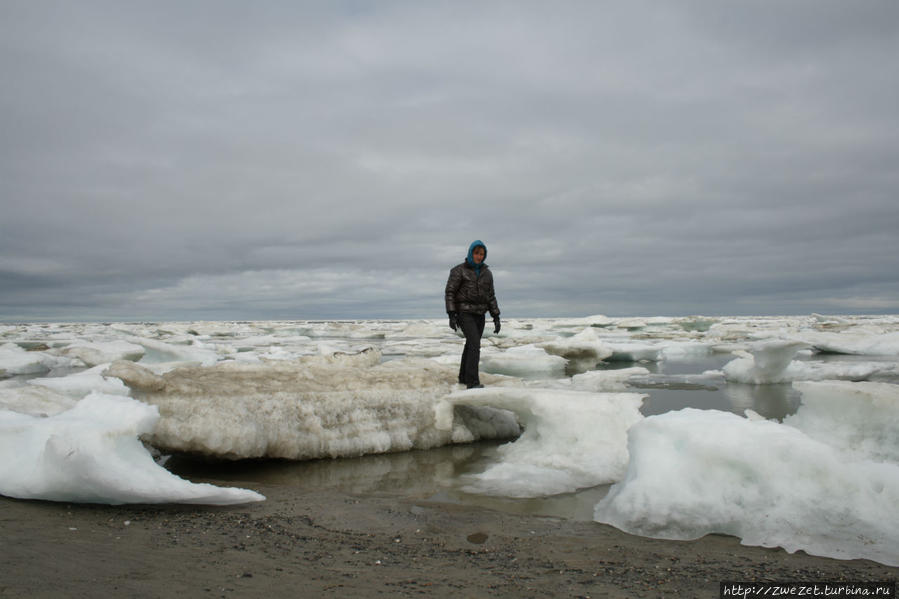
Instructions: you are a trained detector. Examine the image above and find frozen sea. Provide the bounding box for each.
[2,314,898,566]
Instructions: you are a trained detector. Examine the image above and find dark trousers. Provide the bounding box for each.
[458,312,486,387]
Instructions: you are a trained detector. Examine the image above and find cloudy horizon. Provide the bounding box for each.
[2,1,898,323]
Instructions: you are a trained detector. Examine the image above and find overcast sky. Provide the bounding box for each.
[1,1,898,322]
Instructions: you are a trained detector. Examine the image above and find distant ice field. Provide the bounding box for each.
[2,314,899,565]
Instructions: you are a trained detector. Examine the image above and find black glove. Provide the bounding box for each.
[493,317,501,334]
[448,312,458,331]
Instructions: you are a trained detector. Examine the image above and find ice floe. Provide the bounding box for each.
[0,383,77,417]
[110,350,520,460]
[28,364,130,399]
[594,407,899,566]
[127,337,221,367]
[0,343,76,377]
[450,387,645,497]
[539,327,613,373]
[722,340,811,384]
[60,340,145,367]
[480,344,567,378]
[799,331,899,356]
[0,393,264,505]
[786,381,899,464]
[723,340,897,384]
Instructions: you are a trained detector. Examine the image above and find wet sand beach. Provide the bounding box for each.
[2,482,895,599]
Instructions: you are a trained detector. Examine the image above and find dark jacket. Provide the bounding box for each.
[445,241,500,318]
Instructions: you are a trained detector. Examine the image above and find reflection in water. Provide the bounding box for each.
[630,383,801,420]
[432,485,611,521]
[625,354,803,420]
[166,442,610,521]
[167,444,483,496]
[723,383,802,420]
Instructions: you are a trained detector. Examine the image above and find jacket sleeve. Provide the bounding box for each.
[445,266,462,313]
[486,271,500,319]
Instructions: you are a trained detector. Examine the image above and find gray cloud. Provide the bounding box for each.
[2,1,898,321]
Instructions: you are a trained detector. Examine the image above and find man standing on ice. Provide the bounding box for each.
[445,240,501,389]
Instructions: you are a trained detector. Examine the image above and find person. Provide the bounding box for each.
[445,240,501,389]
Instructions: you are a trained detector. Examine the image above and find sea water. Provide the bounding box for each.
[165,442,613,522]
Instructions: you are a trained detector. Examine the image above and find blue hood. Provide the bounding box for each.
[466,240,487,276]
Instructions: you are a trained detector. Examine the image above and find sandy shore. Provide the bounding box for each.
[2,479,896,599]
